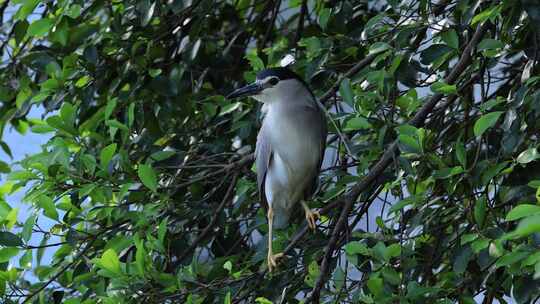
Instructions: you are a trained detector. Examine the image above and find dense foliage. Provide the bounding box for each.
[0,0,539,303]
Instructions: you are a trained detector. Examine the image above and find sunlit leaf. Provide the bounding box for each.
[474,111,503,137]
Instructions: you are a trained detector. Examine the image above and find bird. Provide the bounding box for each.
[227,67,327,272]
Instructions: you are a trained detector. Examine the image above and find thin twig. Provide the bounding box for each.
[171,154,252,189]
[171,173,239,268]
[22,240,96,303]
[261,0,281,49]
[314,53,378,161]
[293,0,308,47]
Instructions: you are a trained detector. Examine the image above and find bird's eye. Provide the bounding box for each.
[269,77,279,86]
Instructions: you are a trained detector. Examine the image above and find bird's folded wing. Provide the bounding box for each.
[256,126,273,209]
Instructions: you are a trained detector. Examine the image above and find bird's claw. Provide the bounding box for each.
[305,209,320,231]
[267,252,284,272]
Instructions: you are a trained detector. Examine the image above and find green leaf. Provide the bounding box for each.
[16,86,32,109]
[60,103,76,126]
[304,260,320,287]
[27,18,53,37]
[219,102,241,116]
[255,297,273,304]
[367,275,383,297]
[474,197,486,227]
[318,8,331,30]
[20,249,32,268]
[128,103,135,127]
[344,117,371,131]
[522,251,540,266]
[133,233,146,276]
[389,196,419,213]
[150,151,176,161]
[344,241,370,255]
[75,75,91,88]
[506,204,540,221]
[430,81,457,95]
[106,120,129,131]
[0,161,10,174]
[471,5,501,25]
[223,260,232,273]
[149,68,162,78]
[245,50,264,71]
[471,238,489,253]
[66,4,82,18]
[478,39,504,51]
[333,266,346,290]
[441,29,459,49]
[381,266,401,285]
[100,143,117,170]
[37,195,58,221]
[299,37,322,60]
[80,154,97,175]
[453,245,473,274]
[97,249,122,275]
[473,111,503,137]
[50,18,69,46]
[104,98,118,120]
[398,134,422,154]
[158,217,167,245]
[31,123,55,134]
[339,78,354,106]
[369,42,391,54]
[420,44,453,65]
[456,141,466,167]
[495,251,529,268]
[21,215,36,242]
[517,148,539,164]
[505,214,540,239]
[0,232,23,247]
[15,0,40,20]
[0,248,19,263]
[138,164,158,192]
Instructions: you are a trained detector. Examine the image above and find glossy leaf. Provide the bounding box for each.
[138,164,158,192]
[474,111,503,137]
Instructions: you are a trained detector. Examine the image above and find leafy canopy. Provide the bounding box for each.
[0,0,539,303]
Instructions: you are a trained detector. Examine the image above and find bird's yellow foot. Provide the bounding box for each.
[267,252,284,272]
[305,209,320,231]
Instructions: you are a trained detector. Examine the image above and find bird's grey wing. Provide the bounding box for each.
[318,106,328,172]
[304,105,328,199]
[256,126,273,209]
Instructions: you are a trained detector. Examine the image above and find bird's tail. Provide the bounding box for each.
[272,206,291,229]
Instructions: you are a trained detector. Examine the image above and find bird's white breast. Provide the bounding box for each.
[263,102,320,189]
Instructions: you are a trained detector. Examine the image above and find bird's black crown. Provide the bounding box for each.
[256,67,304,82]
[255,67,316,99]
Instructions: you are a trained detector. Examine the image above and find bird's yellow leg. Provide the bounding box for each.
[301,200,320,231]
[267,207,283,272]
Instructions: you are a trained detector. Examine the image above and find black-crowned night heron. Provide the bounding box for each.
[227,67,327,272]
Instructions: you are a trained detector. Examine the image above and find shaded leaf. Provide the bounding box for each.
[138,164,158,192]
[0,232,23,247]
[27,18,53,37]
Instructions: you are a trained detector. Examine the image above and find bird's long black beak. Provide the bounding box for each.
[226,83,263,99]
